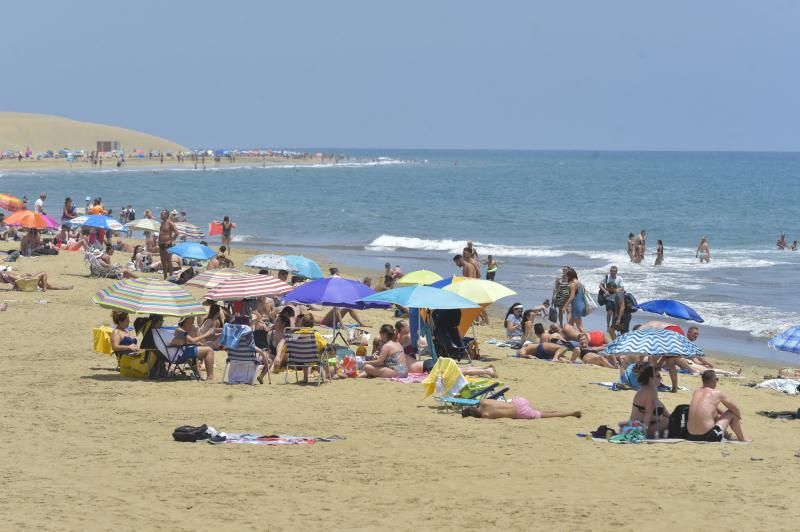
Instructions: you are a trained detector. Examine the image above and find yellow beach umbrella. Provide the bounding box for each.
[396,269,444,285]
[442,279,516,305]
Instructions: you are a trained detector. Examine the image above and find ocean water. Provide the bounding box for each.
[3,150,800,363]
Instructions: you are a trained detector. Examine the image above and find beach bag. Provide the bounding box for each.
[596,275,609,306]
[624,292,639,313]
[668,404,690,439]
[548,305,558,323]
[119,352,152,379]
[582,286,597,317]
[172,424,209,442]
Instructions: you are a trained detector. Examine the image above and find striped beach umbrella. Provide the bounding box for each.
[605,328,704,358]
[3,210,53,230]
[92,278,206,317]
[175,222,205,239]
[0,193,25,212]
[125,218,161,232]
[185,268,245,289]
[768,326,800,354]
[204,273,292,301]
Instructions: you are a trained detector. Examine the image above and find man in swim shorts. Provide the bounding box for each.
[686,370,750,442]
[461,398,581,420]
[158,209,178,280]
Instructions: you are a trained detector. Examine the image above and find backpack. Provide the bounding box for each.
[667,404,690,439]
[172,424,210,442]
[624,292,639,313]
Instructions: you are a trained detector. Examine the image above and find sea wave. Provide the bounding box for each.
[366,235,571,258]
[231,234,255,243]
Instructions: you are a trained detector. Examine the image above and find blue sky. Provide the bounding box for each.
[1,1,798,151]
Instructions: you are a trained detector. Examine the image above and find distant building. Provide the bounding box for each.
[97,140,120,153]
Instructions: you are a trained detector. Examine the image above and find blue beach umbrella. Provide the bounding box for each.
[283,277,388,310]
[72,214,124,231]
[359,285,480,310]
[167,242,217,260]
[605,328,704,358]
[285,255,324,279]
[637,299,704,323]
[768,326,800,355]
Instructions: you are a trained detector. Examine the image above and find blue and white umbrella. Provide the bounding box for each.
[244,253,296,271]
[605,328,704,358]
[70,214,124,231]
[768,326,800,355]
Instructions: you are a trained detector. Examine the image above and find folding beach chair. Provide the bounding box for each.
[284,328,324,386]
[223,328,264,385]
[431,309,469,361]
[151,328,200,379]
[440,385,510,413]
[85,250,121,279]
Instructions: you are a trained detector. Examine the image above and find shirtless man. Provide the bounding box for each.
[462,248,481,278]
[686,370,750,442]
[158,209,178,279]
[696,236,711,263]
[631,232,643,263]
[453,254,477,278]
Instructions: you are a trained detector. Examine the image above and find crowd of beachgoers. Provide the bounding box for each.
[8,193,800,445]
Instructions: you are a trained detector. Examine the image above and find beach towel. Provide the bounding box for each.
[578,435,752,445]
[755,379,800,395]
[757,410,800,420]
[591,381,688,392]
[208,434,345,445]
[421,358,467,399]
[384,373,427,384]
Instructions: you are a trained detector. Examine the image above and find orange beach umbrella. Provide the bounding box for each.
[0,193,25,212]
[2,209,52,229]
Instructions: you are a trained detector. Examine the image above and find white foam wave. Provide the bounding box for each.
[366,235,570,258]
[231,234,255,243]
[686,302,800,338]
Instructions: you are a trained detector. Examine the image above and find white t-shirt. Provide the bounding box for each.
[34,198,45,214]
[605,274,623,288]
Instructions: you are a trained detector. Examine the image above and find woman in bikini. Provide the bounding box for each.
[110,311,139,366]
[629,364,670,438]
[551,266,572,327]
[170,316,218,380]
[0,268,72,291]
[362,324,408,378]
[462,398,581,421]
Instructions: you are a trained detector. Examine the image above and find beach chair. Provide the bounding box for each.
[284,328,323,386]
[440,385,510,413]
[151,327,200,379]
[431,309,469,361]
[84,250,121,279]
[223,328,264,385]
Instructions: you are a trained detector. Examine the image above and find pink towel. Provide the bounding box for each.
[384,372,427,384]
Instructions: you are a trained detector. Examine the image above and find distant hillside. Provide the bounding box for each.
[0,112,188,153]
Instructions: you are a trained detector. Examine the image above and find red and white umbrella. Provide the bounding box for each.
[175,222,205,239]
[185,268,244,289]
[204,273,292,301]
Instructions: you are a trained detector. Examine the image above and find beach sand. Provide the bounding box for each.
[1,244,798,531]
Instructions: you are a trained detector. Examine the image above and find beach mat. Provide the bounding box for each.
[590,382,688,392]
[384,373,427,384]
[577,435,751,445]
[208,434,345,445]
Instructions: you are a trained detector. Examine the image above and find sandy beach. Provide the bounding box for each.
[1,243,798,531]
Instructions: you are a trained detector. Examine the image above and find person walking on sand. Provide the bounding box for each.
[221,216,235,252]
[686,370,750,442]
[158,210,178,280]
[599,266,623,330]
[654,239,664,266]
[696,236,711,263]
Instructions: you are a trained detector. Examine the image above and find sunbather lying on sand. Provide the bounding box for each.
[517,341,573,362]
[0,269,72,291]
[462,398,581,420]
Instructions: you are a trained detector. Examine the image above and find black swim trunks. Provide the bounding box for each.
[686,425,724,442]
[158,242,168,251]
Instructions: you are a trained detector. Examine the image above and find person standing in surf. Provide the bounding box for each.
[654,239,664,266]
[696,236,711,263]
[221,216,235,253]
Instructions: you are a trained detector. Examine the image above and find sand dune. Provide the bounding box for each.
[0,112,188,154]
